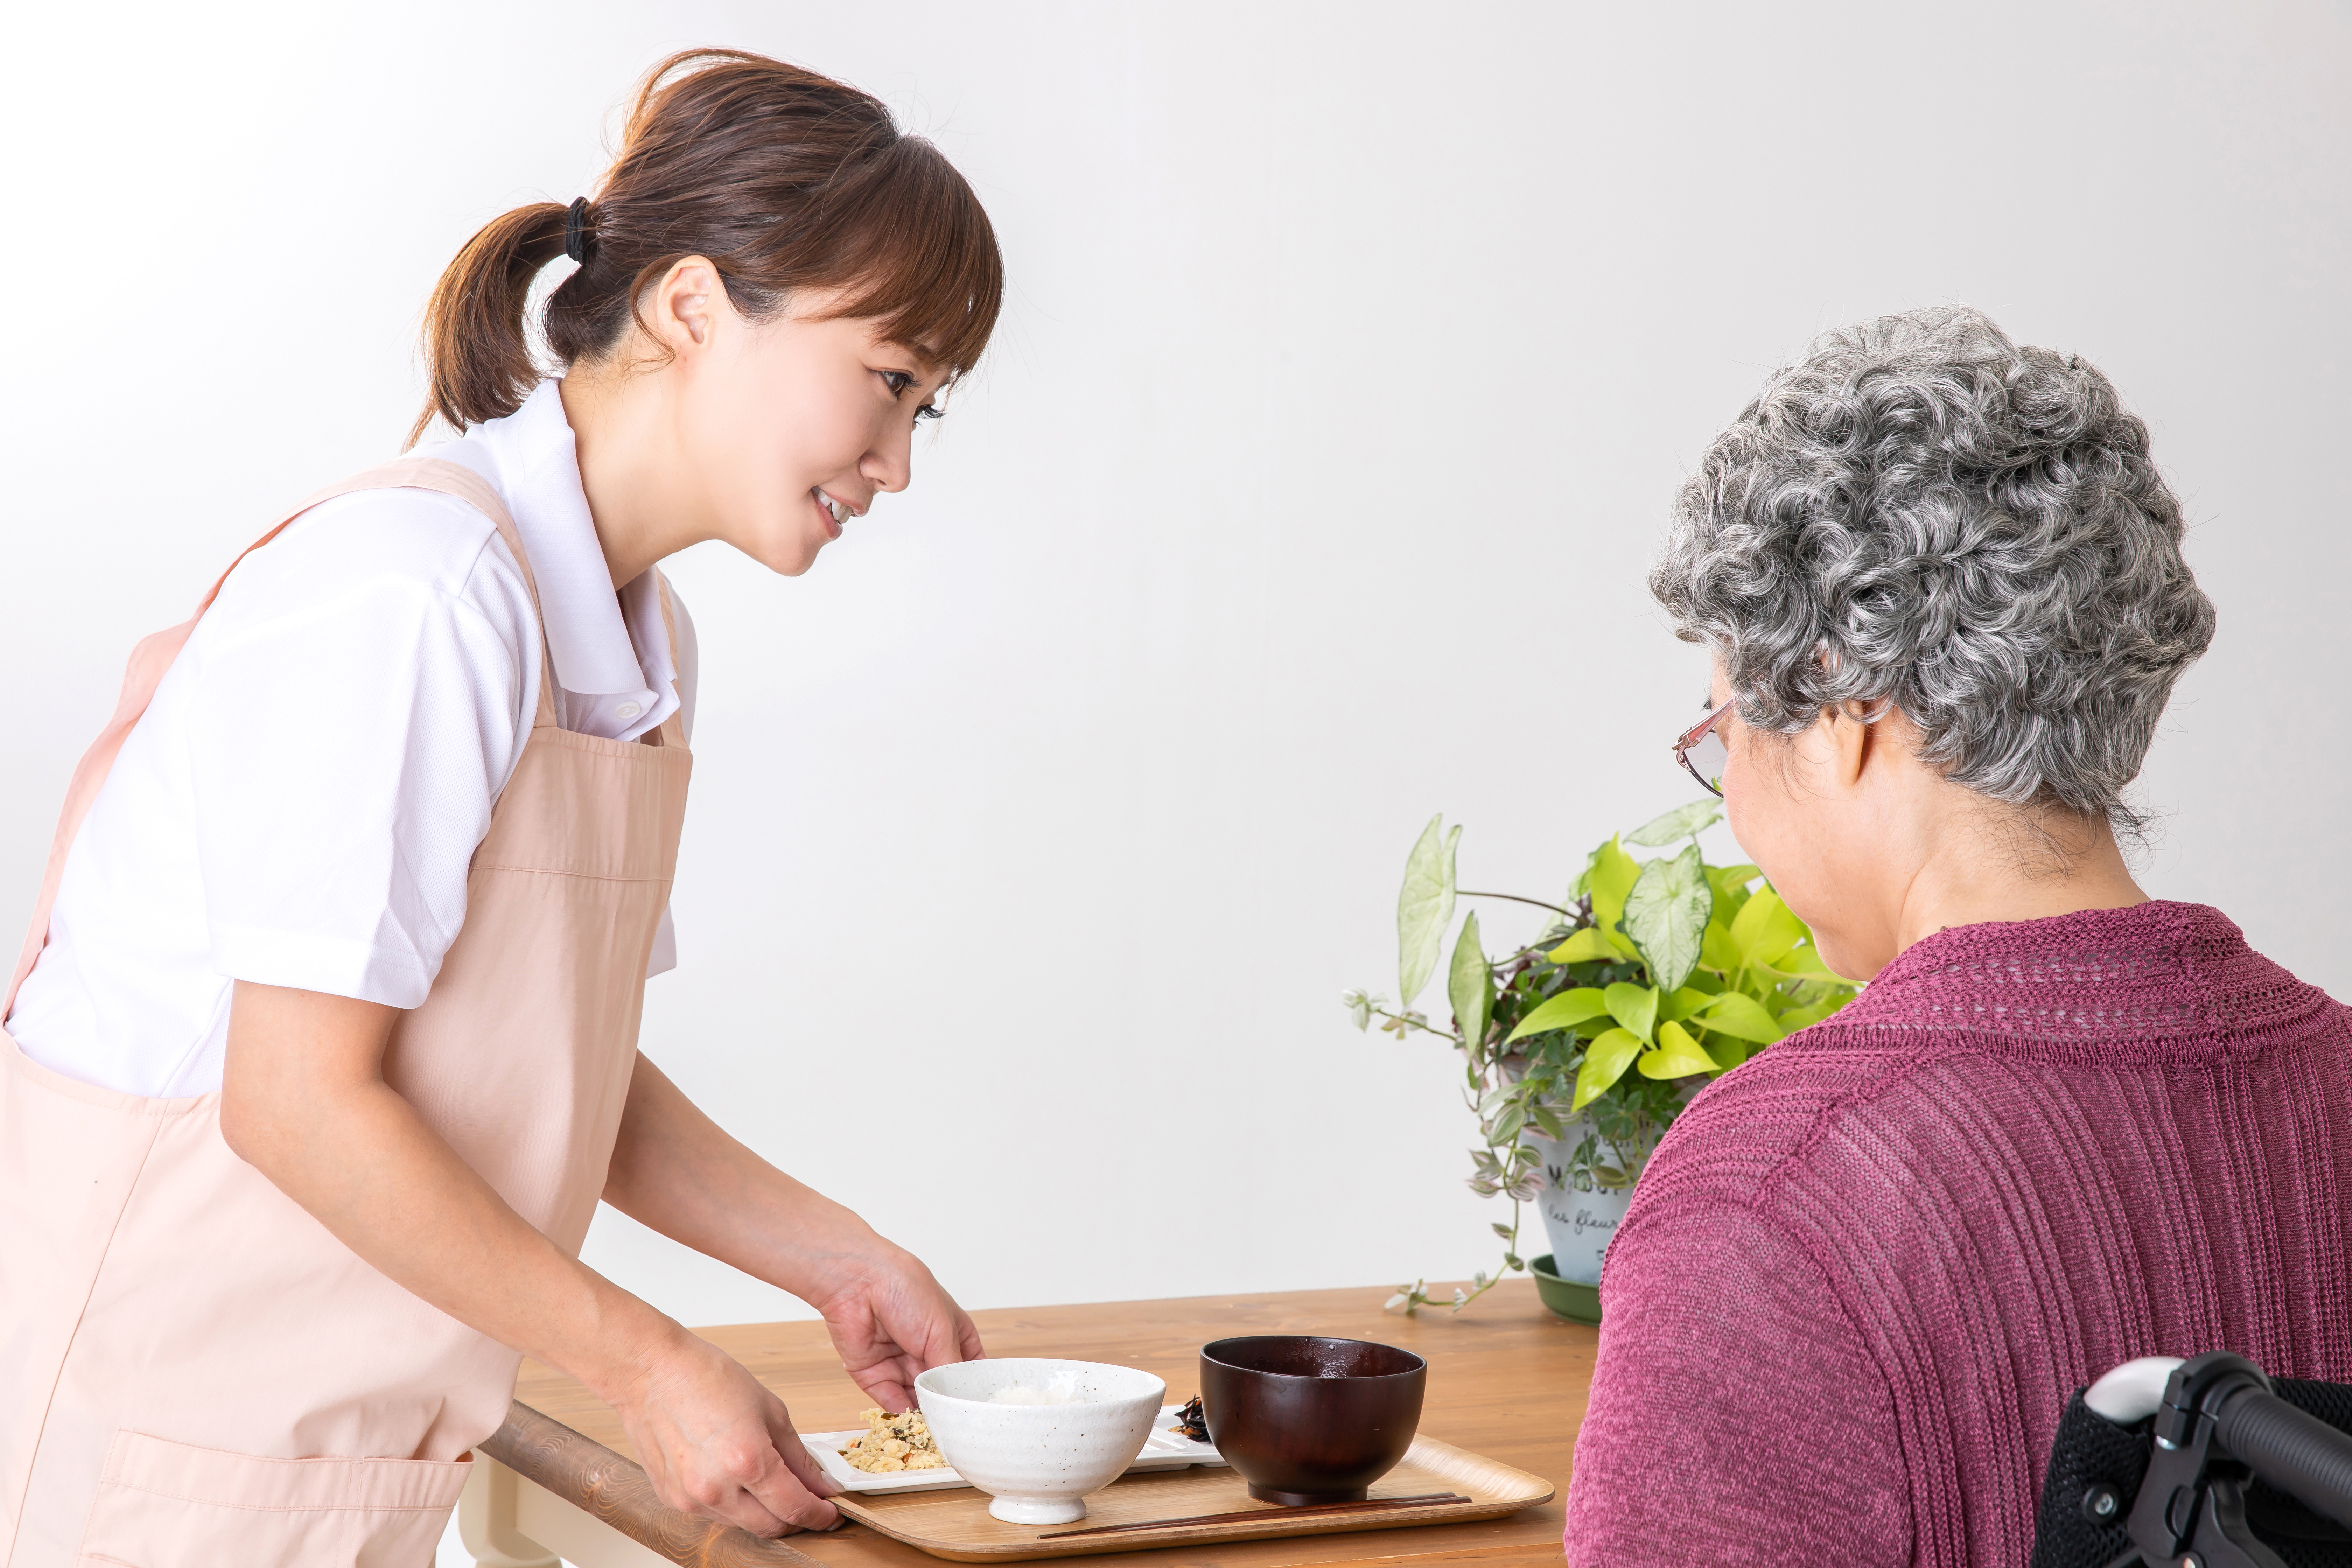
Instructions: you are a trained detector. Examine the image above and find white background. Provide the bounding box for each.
[3,0,2347,1477]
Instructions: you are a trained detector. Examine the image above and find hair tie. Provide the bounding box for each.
[564,197,597,265]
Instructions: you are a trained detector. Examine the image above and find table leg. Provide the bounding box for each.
[459,1452,561,1568]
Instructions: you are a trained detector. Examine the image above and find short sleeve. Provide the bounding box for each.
[1563,1201,1912,1568]
[186,491,538,1008]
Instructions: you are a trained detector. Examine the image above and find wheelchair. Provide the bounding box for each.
[2032,1352,2352,1568]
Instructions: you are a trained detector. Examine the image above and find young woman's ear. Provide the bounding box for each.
[650,257,726,351]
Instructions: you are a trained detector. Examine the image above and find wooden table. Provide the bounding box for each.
[457,1281,1592,1568]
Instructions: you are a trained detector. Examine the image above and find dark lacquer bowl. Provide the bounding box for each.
[1199,1335,1428,1505]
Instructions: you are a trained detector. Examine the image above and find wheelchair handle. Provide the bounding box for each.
[2213,1381,2352,1535]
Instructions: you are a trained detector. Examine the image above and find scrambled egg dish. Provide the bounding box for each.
[839,1407,949,1474]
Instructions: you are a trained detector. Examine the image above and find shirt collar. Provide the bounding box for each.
[406,387,646,706]
[477,379,657,704]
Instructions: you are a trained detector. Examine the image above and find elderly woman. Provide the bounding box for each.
[1562,307,2352,1568]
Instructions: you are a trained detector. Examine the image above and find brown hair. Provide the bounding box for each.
[411,48,1002,444]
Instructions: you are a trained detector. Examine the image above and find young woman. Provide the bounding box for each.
[0,49,1001,1563]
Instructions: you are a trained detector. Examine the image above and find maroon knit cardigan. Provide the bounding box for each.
[1562,901,2352,1568]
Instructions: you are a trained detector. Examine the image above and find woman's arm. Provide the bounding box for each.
[1562,1200,1910,1567]
[601,1053,985,1412]
[218,980,837,1538]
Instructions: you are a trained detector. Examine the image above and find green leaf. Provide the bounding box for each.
[1447,911,1491,1047]
[1623,843,1713,994]
[1706,863,1762,928]
[1571,1028,1644,1110]
[1705,1034,1752,1070]
[1769,942,1857,983]
[1638,1018,1718,1079]
[1708,863,1764,898]
[1397,816,1460,1005]
[1693,991,1787,1045]
[1506,986,1610,1043]
[1603,981,1659,1043]
[1700,919,1742,974]
[1775,997,1853,1032]
[1587,836,1640,934]
[1625,800,1724,847]
[1546,927,1620,966]
[1564,845,1600,902]
[1657,986,1710,1024]
[1729,886,1806,969]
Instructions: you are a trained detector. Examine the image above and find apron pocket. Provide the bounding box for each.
[77,1430,469,1568]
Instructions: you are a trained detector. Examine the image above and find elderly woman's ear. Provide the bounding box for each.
[1820,700,1895,793]
[1735,694,1905,800]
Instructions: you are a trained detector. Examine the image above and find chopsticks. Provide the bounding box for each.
[1035,1491,1474,1538]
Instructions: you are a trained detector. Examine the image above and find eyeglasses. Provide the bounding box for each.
[1673,699,1734,798]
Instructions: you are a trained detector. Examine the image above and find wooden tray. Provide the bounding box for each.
[830,1435,1553,1561]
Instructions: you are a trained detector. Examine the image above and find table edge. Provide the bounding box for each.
[485,1398,822,1567]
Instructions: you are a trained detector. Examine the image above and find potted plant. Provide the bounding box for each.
[1345,800,1860,1320]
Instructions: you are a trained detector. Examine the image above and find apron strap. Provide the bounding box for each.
[5,457,541,1020]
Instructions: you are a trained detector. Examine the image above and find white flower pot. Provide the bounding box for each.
[1521,1127,1636,1286]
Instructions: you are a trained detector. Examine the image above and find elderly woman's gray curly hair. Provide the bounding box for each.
[1653,306,2216,829]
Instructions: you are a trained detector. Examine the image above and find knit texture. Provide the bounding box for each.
[1561,901,2352,1568]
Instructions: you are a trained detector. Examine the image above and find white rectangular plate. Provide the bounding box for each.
[807,1405,1226,1496]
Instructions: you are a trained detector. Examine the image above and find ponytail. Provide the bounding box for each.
[410,203,570,445]
[408,49,1002,447]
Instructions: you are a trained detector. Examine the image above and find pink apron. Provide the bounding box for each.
[0,460,691,1564]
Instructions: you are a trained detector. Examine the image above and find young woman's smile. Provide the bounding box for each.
[812,484,859,540]
[796,346,944,555]
[561,287,954,584]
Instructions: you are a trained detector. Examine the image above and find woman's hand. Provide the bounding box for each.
[611,1324,841,1536]
[219,985,839,1538]
[602,1055,988,1412]
[810,1244,987,1412]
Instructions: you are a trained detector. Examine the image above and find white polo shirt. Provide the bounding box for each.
[7,380,697,1098]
